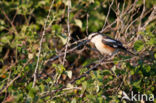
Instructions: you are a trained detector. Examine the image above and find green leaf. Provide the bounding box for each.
[71,98,76,103]
[82,81,87,90]
[0,47,2,52]
[52,64,66,74]
[63,0,71,7]
[134,40,144,52]
[75,19,82,28]
[102,70,112,75]
[58,33,67,45]
[0,35,13,44]
[39,83,45,92]
[145,66,151,73]
[148,38,156,45]
[154,53,156,59]
[82,58,96,67]
[132,79,141,89]
[66,70,72,79]
[0,20,6,31]
[67,83,73,88]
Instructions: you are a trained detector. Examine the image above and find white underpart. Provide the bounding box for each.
[90,35,116,55]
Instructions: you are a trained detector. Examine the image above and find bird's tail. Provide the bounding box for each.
[126,50,137,56]
[120,47,137,56]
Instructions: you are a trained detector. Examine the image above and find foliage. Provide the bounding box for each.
[0,0,156,103]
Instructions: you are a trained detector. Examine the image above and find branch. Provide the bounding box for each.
[101,0,114,32]
[0,74,20,94]
[138,0,146,31]
[143,6,156,29]
[86,13,89,36]
[0,8,18,35]
[45,38,89,63]
[32,0,55,88]
[0,59,31,94]
[63,0,71,65]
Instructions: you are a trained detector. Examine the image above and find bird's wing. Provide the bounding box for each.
[102,36,136,56]
[102,36,124,49]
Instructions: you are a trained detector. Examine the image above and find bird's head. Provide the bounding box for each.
[88,32,103,44]
[88,32,99,40]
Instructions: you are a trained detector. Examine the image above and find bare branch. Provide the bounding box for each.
[0,74,21,94]
[63,0,71,65]
[0,8,19,35]
[45,38,89,63]
[0,59,31,94]
[101,0,114,32]
[143,7,156,29]
[32,0,55,88]
[86,13,89,36]
[138,0,146,31]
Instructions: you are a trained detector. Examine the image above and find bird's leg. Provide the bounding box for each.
[109,50,119,60]
[85,44,99,53]
[98,53,103,60]
[87,46,102,59]
[109,54,115,60]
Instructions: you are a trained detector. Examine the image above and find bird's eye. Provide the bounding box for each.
[91,34,97,38]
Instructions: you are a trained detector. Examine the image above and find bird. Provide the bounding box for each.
[88,32,136,56]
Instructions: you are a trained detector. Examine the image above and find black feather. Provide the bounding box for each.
[102,36,136,56]
[102,37,123,49]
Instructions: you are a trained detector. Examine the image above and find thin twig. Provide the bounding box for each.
[100,19,117,33]
[63,0,71,65]
[0,74,20,94]
[0,8,18,35]
[0,59,31,94]
[101,0,114,32]
[143,7,156,29]
[45,38,89,63]
[45,87,82,101]
[32,0,55,87]
[138,0,146,31]
[125,17,138,35]
[86,13,89,36]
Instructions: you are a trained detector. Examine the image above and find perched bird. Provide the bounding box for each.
[88,32,135,56]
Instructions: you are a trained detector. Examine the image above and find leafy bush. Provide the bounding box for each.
[0,0,155,102]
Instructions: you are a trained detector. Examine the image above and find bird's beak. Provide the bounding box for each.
[85,39,90,44]
[86,39,94,47]
[86,39,90,42]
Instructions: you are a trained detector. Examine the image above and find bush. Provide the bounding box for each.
[0,0,155,102]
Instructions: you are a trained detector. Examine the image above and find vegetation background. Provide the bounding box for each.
[0,0,156,102]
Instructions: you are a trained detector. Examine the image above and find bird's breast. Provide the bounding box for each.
[94,41,115,55]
